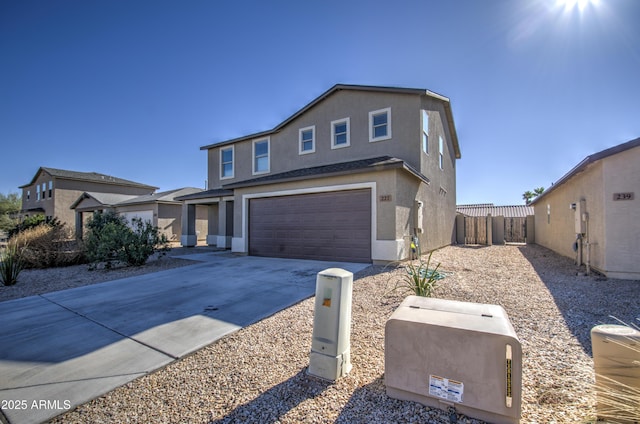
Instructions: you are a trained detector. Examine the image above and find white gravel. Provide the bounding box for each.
[18,244,640,423]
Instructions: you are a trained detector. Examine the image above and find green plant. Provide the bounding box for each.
[8,214,61,238]
[392,250,443,297]
[84,211,168,268]
[0,244,25,286]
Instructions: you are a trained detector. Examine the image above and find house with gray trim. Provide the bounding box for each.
[531,137,640,280]
[177,84,461,263]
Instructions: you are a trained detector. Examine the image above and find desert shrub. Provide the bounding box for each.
[0,244,25,286]
[392,250,443,297]
[85,211,168,268]
[8,214,60,238]
[10,224,85,269]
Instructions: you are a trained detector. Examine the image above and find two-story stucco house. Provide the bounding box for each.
[177,84,461,263]
[531,137,640,280]
[20,167,157,231]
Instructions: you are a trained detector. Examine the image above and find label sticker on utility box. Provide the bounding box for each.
[429,375,464,403]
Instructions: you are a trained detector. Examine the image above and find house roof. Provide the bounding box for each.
[456,203,534,218]
[221,156,430,190]
[70,192,140,209]
[20,167,158,190]
[174,188,234,201]
[116,187,203,206]
[531,137,640,205]
[200,84,461,159]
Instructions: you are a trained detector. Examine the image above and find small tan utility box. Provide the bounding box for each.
[591,324,640,423]
[308,268,353,381]
[385,296,522,424]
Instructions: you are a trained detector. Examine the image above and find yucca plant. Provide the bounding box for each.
[0,244,25,286]
[393,250,443,297]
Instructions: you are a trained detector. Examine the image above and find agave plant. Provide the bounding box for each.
[0,244,25,286]
[393,250,443,297]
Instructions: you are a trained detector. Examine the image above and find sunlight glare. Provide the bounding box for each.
[556,0,601,12]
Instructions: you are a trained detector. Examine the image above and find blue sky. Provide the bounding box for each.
[1,0,639,205]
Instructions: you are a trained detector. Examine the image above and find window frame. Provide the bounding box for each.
[438,135,444,170]
[220,146,235,180]
[331,117,351,149]
[252,137,270,175]
[422,110,429,154]
[48,181,53,198]
[298,125,316,155]
[36,185,40,201]
[369,107,392,142]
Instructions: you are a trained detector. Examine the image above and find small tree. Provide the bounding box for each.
[0,192,21,234]
[84,211,168,269]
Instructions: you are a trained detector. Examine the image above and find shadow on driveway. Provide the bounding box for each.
[517,244,640,355]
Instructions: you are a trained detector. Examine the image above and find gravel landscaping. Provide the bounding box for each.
[4,244,639,423]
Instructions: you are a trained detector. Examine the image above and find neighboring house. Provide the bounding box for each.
[177,84,462,263]
[456,203,534,244]
[531,137,640,280]
[70,187,206,242]
[20,167,157,230]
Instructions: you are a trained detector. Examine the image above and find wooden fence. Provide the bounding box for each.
[457,215,532,245]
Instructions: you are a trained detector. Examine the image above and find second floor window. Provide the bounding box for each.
[331,118,350,149]
[36,185,40,201]
[439,136,444,170]
[221,147,234,179]
[27,190,30,201]
[422,110,429,154]
[299,126,315,154]
[48,181,53,197]
[369,107,391,142]
[253,138,270,174]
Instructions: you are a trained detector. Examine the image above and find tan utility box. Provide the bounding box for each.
[591,324,640,424]
[308,268,353,381]
[385,296,522,424]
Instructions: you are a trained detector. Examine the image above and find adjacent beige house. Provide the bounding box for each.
[20,167,157,229]
[178,84,462,263]
[71,187,206,242]
[531,137,640,280]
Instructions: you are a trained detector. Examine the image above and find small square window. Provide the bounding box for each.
[331,118,350,149]
[299,126,315,154]
[369,107,392,142]
[253,138,270,174]
[220,147,234,179]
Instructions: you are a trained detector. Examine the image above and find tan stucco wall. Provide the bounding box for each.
[602,146,640,278]
[533,162,605,271]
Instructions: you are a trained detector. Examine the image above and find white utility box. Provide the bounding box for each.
[385,296,522,424]
[591,324,640,424]
[308,268,353,381]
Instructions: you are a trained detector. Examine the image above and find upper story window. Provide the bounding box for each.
[331,117,350,149]
[369,107,392,142]
[422,110,429,154]
[27,190,30,201]
[253,138,270,175]
[299,126,315,155]
[48,181,53,197]
[36,185,40,201]
[42,183,46,199]
[438,136,444,170]
[220,146,234,179]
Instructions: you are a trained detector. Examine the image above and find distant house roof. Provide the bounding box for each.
[20,167,158,190]
[70,188,203,210]
[531,137,640,205]
[222,156,430,190]
[116,187,203,206]
[457,203,533,218]
[200,84,461,159]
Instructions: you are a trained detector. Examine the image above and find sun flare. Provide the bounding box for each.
[555,0,601,12]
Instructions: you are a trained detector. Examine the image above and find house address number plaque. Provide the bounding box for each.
[613,192,634,201]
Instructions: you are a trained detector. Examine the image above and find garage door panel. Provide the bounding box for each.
[249,189,371,263]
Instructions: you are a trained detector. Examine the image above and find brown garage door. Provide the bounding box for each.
[249,189,371,263]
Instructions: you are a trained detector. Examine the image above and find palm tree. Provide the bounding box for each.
[523,191,535,205]
[534,187,545,197]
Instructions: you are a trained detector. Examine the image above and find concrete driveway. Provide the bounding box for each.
[0,251,369,424]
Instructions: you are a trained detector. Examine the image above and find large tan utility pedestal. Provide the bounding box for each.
[385,296,522,424]
[591,324,640,423]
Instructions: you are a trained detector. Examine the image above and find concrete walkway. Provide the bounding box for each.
[0,252,369,424]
